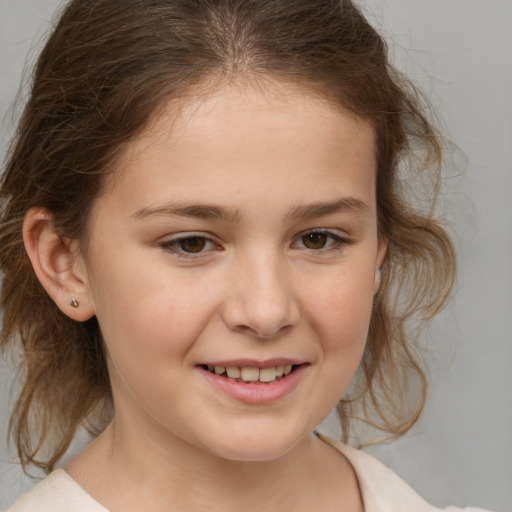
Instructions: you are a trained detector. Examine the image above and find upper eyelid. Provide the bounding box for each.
[291,229,352,249]
[160,231,217,242]
[157,228,351,248]
[158,234,219,260]
[295,228,350,240]
[158,232,218,249]
[158,228,349,241]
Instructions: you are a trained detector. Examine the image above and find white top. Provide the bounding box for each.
[7,435,492,512]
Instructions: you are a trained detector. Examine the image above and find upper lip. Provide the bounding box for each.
[198,358,306,369]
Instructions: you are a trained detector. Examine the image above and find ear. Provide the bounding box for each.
[374,236,388,293]
[23,208,95,321]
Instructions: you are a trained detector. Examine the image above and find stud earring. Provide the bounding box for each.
[70,298,79,308]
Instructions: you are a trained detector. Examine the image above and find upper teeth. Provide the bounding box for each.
[210,365,293,383]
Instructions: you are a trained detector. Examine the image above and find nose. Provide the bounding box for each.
[221,252,300,339]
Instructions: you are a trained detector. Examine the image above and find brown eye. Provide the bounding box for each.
[178,236,207,253]
[301,232,328,249]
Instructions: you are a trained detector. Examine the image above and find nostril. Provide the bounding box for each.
[231,322,293,340]
[221,285,300,339]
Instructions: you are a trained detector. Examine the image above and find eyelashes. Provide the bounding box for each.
[292,230,350,251]
[159,233,218,257]
[162,235,212,254]
[159,229,352,259]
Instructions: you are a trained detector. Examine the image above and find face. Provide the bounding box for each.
[79,81,385,462]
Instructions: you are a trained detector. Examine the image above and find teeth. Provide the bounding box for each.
[259,367,277,382]
[240,367,259,382]
[207,364,297,382]
[226,367,241,378]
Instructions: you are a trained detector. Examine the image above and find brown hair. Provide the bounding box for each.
[0,0,455,473]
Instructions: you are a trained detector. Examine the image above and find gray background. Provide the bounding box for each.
[0,0,511,510]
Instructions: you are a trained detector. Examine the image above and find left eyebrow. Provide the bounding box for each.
[285,197,369,222]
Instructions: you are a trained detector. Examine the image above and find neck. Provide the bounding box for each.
[66,418,362,512]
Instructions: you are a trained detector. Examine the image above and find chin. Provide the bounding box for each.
[210,441,298,463]
[196,422,310,463]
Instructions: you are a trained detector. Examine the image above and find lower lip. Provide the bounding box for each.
[197,365,308,404]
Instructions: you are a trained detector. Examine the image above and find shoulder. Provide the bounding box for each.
[317,433,493,512]
[7,469,108,512]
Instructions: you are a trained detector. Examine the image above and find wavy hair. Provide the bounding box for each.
[0,0,455,473]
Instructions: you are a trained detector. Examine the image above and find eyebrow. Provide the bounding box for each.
[132,197,368,223]
[132,202,243,223]
[285,197,368,222]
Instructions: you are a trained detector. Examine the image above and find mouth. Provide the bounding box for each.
[199,364,303,384]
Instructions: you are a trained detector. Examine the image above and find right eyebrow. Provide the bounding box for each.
[132,201,243,223]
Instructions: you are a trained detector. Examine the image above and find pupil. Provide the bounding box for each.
[180,237,206,253]
[303,232,327,249]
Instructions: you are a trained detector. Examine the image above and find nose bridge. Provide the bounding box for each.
[223,247,299,338]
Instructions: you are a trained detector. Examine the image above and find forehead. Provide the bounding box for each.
[101,81,377,214]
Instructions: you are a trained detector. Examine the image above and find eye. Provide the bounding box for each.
[159,234,217,256]
[293,230,349,251]
[177,236,207,253]
[301,232,330,249]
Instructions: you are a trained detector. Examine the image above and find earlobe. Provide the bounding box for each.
[23,208,95,321]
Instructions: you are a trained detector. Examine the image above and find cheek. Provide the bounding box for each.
[96,286,218,415]
[89,262,219,380]
[100,291,212,356]
[304,267,375,353]
[304,272,375,404]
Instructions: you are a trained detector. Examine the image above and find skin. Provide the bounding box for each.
[24,81,386,512]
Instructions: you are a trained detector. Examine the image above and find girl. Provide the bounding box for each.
[0,1,493,511]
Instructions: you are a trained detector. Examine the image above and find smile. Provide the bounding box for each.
[197,362,308,404]
[202,364,296,383]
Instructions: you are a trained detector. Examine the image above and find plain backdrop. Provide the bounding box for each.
[1,1,511,510]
